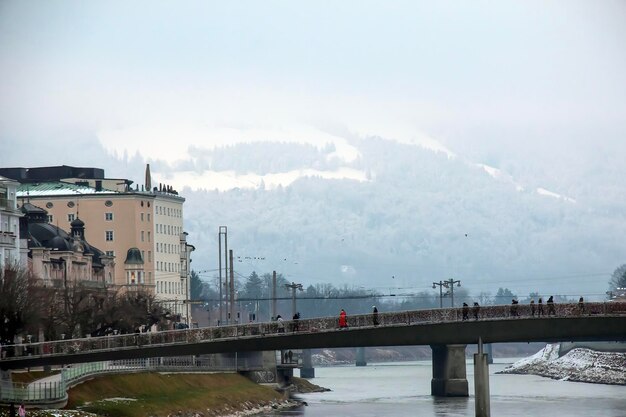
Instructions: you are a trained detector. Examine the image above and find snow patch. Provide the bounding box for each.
[536,187,576,203]
[499,344,626,385]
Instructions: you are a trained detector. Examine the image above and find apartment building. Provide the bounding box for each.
[1,165,194,324]
[0,175,26,269]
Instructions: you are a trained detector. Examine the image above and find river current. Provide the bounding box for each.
[261,359,626,416]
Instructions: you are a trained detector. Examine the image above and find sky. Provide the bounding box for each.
[1,1,625,298]
[1,0,625,178]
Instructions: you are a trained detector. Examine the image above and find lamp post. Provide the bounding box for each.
[432,280,445,308]
[285,282,303,317]
[432,278,461,308]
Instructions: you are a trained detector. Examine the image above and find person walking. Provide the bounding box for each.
[530,299,536,317]
[372,306,379,326]
[546,296,555,315]
[538,298,544,316]
[339,309,348,328]
[9,403,15,417]
[276,315,285,333]
[472,302,480,320]
[292,312,300,332]
[462,303,469,320]
[510,299,519,317]
[18,404,25,417]
[578,296,585,314]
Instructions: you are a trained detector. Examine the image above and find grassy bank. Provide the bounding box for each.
[64,372,289,417]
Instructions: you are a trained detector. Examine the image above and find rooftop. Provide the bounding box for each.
[16,181,117,197]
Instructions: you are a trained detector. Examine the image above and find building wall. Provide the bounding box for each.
[0,177,22,269]
[19,189,190,323]
[154,196,186,320]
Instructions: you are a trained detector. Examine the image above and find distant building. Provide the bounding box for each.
[0,175,25,270]
[0,164,194,324]
[20,202,115,288]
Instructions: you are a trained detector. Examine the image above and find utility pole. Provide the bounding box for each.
[285,281,303,317]
[218,226,228,324]
[271,271,277,320]
[229,249,235,324]
[432,278,461,307]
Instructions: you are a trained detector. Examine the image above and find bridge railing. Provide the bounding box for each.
[1,302,624,364]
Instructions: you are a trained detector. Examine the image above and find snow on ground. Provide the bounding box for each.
[499,344,626,385]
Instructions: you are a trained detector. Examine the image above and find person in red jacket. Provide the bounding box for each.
[339,309,348,328]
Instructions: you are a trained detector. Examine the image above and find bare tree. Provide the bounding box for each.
[0,263,39,350]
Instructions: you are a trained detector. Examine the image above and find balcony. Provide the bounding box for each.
[0,231,16,246]
[0,198,16,210]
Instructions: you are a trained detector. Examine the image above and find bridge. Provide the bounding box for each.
[1,302,624,401]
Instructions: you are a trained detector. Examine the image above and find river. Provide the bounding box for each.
[261,359,626,416]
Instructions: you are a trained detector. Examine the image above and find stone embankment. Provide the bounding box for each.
[498,343,626,385]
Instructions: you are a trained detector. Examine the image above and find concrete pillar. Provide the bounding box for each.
[430,344,468,397]
[485,343,494,364]
[300,348,315,378]
[356,347,367,366]
[474,352,491,417]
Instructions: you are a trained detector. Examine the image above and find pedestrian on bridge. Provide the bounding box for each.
[292,312,301,332]
[546,296,555,315]
[530,299,536,317]
[510,299,519,317]
[578,297,585,314]
[462,303,469,320]
[339,309,348,328]
[372,306,379,326]
[538,298,544,316]
[276,315,285,333]
[472,302,480,320]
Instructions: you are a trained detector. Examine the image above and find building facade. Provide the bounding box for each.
[0,175,25,270]
[2,165,194,324]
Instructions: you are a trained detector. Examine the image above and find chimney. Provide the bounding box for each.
[145,164,152,191]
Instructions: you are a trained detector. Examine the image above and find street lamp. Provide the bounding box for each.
[432,278,461,308]
[285,282,303,317]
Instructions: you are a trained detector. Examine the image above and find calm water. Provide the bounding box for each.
[262,359,626,417]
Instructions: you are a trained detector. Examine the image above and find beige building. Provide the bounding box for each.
[3,165,194,324]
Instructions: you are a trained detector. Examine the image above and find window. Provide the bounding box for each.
[47,215,53,223]
[148,251,151,262]
[105,212,113,221]
[141,213,144,221]
[142,250,145,261]
[147,231,151,242]
[106,251,115,257]
[147,213,151,222]
[105,231,114,241]
[141,231,145,242]
[68,213,75,222]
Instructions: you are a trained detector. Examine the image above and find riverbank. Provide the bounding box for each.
[0,373,304,417]
[497,343,626,385]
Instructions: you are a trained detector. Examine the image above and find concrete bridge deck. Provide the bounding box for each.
[1,302,625,370]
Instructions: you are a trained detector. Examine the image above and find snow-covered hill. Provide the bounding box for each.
[498,344,626,385]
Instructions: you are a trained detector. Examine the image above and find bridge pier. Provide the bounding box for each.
[474,339,491,417]
[430,344,468,397]
[355,347,367,366]
[300,349,315,378]
[485,343,494,364]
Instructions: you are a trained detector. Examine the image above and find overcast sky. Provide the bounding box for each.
[1,1,625,182]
